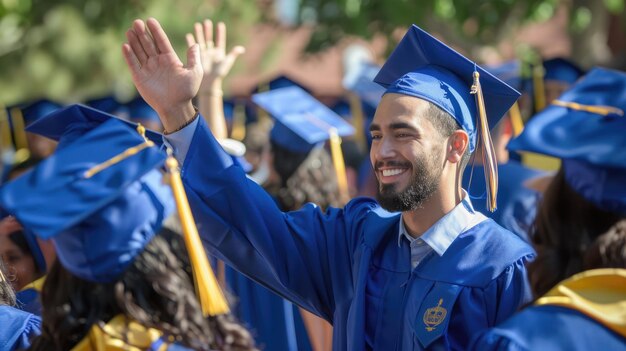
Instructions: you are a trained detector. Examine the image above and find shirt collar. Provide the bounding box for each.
[398,191,482,256]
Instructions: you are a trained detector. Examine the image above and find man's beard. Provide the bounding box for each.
[375,153,442,212]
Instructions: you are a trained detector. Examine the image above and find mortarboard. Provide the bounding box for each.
[85,95,128,116]
[485,61,523,92]
[343,61,386,110]
[252,86,355,153]
[0,118,173,282]
[373,24,520,211]
[125,95,161,124]
[26,104,163,149]
[543,58,585,85]
[507,67,626,214]
[20,99,62,126]
[374,25,520,153]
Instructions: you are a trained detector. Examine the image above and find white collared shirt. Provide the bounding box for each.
[398,193,487,269]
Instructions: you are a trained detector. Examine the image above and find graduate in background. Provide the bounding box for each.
[470,67,626,350]
[0,105,256,351]
[186,20,322,351]
[123,19,534,350]
[0,257,41,350]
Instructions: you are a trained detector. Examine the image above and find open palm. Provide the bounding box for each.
[122,18,203,126]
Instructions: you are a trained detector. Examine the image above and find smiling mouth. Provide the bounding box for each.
[382,169,407,177]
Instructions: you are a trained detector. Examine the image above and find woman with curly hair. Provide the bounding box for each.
[0,108,256,351]
[470,67,626,350]
[0,258,42,351]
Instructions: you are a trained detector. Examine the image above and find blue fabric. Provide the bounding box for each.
[166,117,535,350]
[26,104,163,148]
[485,61,522,91]
[343,61,385,110]
[252,86,355,153]
[468,305,626,351]
[0,117,174,283]
[543,58,585,84]
[463,161,545,241]
[374,25,520,153]
[20,99,62,126]
[125,96,161,123]
[507,67,626,214]
[85,95,128,116]
[0,305,41,351]
[15,288,42,316]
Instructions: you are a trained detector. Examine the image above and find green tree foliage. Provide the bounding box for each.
[0,0,261,104]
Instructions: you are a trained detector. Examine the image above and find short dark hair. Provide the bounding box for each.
[425,103,471,172]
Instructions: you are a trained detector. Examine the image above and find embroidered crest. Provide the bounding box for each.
[423,298,447,332]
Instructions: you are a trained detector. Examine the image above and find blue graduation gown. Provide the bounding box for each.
[0,305,41,351]
[16,288,42,316]
[468,305,626,350]
[463,161,544,241]
[178,118,535,350]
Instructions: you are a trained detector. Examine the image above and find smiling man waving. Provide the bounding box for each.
[123,19,535,350]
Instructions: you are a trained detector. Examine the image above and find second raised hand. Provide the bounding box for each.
[186,20,245,93]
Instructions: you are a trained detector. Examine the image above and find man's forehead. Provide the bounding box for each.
[372,94,432,127]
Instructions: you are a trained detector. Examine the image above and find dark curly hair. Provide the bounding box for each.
[528,168,625,297]
[0,259,17,307]
[584,219,626,269]
[270,142,342,211]
[29,225,256,351]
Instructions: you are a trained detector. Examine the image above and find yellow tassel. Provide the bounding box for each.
[230,101,247,141]
[164,153,230,316]
[532,64,546,112]
[347,92,367,153]
[9,107,28,151]
[256,82,271,125]
[508,102,524,137]
[0,107,13,150]
[470,71,499,212]
[328,128,350,203]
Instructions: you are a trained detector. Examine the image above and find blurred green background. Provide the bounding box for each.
[0,0,624,104]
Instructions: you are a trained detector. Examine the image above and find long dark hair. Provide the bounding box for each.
[528,168,625,297]
[0,259,16,306]
[29,226,256,351]
[271,142,342,211]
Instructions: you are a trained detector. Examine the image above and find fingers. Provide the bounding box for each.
[126,27,148,66]
[220,45,246,73]
[186,44,201,71]
[215,21,226,57]
[203,19,213,46]
[146,18,176,55]
[133,19,159,56]
[194,22,206,51]
[185,33,196,48]
[122,43,143,77]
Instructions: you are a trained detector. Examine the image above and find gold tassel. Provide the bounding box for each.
[164,152,230,316]
[532,64,546,112]
[230,101,247,141]
[470,71,498,212]
[9,107,28,151]
[0,106,12,150]
[508,102,524,137]
[256,82,271,125]
[347,92,367,153]
[328,128,350,203]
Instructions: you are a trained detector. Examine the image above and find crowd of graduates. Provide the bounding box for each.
[0,15,624,351]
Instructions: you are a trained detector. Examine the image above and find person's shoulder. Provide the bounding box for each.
[419,219,534,287]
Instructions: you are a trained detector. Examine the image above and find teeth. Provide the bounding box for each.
[382,169,405,177]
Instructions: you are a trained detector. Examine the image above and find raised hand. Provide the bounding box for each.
[122,18,202,132]
[186,20,245,94]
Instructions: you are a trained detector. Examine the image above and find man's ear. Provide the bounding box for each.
[446,130,469,164]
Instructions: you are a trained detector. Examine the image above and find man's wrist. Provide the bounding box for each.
[159,102,198,134]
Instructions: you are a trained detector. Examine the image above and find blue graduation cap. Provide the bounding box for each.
[374,25,520,153]
[508,67,626,214]
[543,58,585,85]
[0,118,173,282]
[125,96,161,124]
[252,74,311,94]
[26,104,163,149]
[19,99,62,126]
[252,86,355,153]
[343,61,385,110]
[484,61,523,92]
[85,95,128,117]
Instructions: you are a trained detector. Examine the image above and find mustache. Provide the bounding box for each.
[374,160,412,171]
